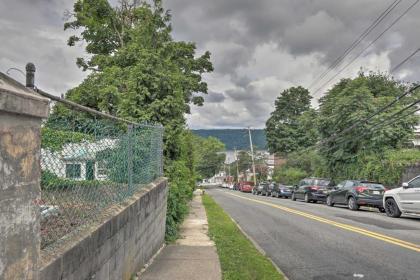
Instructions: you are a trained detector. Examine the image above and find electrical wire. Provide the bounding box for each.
[391,48,420,73]
[308,0,402,89]
[313,0,420,96]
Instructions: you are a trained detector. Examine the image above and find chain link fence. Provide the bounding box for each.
[39,104,163,249]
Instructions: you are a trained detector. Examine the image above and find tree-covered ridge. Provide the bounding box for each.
[192,129,267,150]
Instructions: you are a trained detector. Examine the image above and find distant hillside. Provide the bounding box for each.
[192,129,267,150]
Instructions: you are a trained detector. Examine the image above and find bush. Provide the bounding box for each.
[334,149,420,187]
[40,170,108,190]
[273,166,307,185]
[165,160,194,241]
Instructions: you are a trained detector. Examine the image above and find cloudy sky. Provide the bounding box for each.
[1,0,420,128]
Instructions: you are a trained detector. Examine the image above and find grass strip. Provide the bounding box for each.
[202,194,284,280]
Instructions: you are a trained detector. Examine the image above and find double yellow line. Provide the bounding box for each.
[226,192,420,253]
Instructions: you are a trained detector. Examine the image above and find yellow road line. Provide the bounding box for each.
[226,192,420,253]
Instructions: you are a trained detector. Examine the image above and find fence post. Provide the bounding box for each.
[0,71,49,279]
[127,124,134,191]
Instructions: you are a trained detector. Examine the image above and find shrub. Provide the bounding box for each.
[165,160,194,241]
[273,166,307,185]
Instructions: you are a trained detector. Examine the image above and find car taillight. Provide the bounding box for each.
[355,186,368,193]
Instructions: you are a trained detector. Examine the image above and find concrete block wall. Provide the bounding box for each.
[40,178,168,280]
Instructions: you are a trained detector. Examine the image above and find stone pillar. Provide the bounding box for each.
[0,73,49,280]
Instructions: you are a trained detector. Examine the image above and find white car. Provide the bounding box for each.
[383,175,420,218]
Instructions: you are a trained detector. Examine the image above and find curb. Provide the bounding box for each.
[228,216,290,280]
[135,243,166,279]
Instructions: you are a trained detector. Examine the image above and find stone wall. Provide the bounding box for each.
[40,178,168,280]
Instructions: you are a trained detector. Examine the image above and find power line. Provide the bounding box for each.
[391,47,420,73]
[313,0,420,96]
[308,0,402,89]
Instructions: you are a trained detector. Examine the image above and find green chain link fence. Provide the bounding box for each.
[39,105,163,249]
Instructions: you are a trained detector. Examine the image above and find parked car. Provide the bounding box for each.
[238,181,254,192]
[292,178,335,203]
[241,184,253,193]
[267,182,276,196]
[271,184,293,198]
[326,180,386,211]
[383,175,420,218]
[253,182,269,195]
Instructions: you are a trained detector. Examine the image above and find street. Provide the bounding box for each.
[207,189,420,280]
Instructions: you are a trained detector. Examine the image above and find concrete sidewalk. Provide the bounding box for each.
[140,190,222,280]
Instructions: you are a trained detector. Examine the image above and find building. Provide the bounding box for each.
[41,138,118,181]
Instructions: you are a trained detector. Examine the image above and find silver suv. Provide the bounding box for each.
[383,175,420,218]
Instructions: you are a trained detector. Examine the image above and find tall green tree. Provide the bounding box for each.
[61,0,213,160]
[194,136,226,179]
[58,0,214,241]
[317,72,418,175]
[265,86,314,155]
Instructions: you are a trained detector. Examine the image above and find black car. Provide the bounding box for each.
[326,180,386,211]
[292,178,335,203]
[253,182,269,196]
[271,184,293,198]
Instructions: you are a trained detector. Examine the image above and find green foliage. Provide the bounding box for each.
[61,0,215,241]
[63,0,213,160]
[96,127,160,184]
[41,170,107,190]
[41,127,93,151]
[284,150,326,176]
[318,72,418,174]
[237,151,252,173]
[194,136,226,179]
[266,86,316,155]
[192,129,267,150]
[330,149,420,186]
[165,160,194,241]
[273,167,307,186]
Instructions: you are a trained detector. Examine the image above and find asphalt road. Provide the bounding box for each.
[207,188,420,280]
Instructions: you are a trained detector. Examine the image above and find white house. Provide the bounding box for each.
[41,138,118,181]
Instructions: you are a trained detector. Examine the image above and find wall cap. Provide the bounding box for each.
[0,72,49,119]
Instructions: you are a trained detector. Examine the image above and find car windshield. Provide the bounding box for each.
[313,179,330,186]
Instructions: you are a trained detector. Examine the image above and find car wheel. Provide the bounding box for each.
[326,195,334,207]
[348,197,359,211]
[304,193,311,203]
[291,192,296,201]
[385,198,402,218]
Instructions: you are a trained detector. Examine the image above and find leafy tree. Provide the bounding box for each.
[265,86,313,155]
[59,0,214,241]
[194,136,226,179]
[236,151,252,173]
[62,0,213,160]
[317,72,418,176]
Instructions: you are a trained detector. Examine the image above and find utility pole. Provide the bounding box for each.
[228,163,231,183]
[234,148,240,183]
[248,127,257,187]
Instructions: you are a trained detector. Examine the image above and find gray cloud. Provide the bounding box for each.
[2,0,420,129]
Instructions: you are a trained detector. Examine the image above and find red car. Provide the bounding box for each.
[238,181,254,193]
